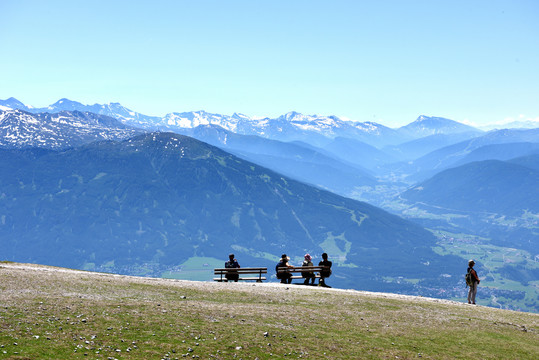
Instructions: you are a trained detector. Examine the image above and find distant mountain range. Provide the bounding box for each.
[480,120,539,131]
[0,109,378,196]
[0,97,492,197]
[2,98,539,213]
[0,132,461,293]
[3,98,538,202]
[0,97,488,148]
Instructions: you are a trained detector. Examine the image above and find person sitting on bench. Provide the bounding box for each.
[276,254,293,284]
[224,253,240,282]
[302,253,316,285]
[318,252,332,288]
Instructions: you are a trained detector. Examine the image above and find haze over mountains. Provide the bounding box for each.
[1,97,538,312]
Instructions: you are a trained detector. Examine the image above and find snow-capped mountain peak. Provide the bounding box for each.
[0,97,29,111]
[399,115,482,137]
[48,98,85,111]
[231,112,251,120]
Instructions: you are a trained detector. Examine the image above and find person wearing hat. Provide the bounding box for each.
[302,254,315,285]
[224,253,240,282]
[467,260,480,304]
[276,254,293,284]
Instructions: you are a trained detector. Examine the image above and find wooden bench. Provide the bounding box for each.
[213,267,267,282]
[276,266,330,282]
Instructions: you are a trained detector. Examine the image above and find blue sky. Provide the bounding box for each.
[1,0,538,127]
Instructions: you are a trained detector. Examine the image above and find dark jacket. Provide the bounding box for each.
[276,260,291,278]
[319,259,332,277]
[225,260,240,268]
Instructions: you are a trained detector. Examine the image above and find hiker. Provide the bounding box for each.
[276,254,293,284]
[467,259,480,304]
[224,253,240,282]
[302,253,315,285]
[318,252,332,287]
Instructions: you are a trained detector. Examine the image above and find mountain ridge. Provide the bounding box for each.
[0,108,144,149]
[0,97,486,147]
[401,159,539,216]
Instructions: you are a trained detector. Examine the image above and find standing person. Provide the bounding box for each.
[224,253,240,282]
[302,254,315,285]
[276,254,293,284]
[318,252,332,288]
[467,259,480,304]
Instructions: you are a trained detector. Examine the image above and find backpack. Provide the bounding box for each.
[465,268,474,287]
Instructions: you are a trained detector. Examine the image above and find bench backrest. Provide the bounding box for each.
[214,267,267,274]
[276,266,328,273]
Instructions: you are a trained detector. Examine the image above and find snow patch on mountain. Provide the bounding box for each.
[0,109,144,149]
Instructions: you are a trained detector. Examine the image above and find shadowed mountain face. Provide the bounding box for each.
[0,132,460,293]
[401,160,539,216]
[383,132,484,161]
[322,136,397,169]
[510,154,539,171]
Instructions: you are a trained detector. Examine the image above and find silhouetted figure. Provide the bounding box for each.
[276,254,293,284]
[318,252,332,287]
[467,259,480,304]
[224,253,240,282]
[302,253,315,285]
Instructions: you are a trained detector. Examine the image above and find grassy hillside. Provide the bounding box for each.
[0,262,537,360]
